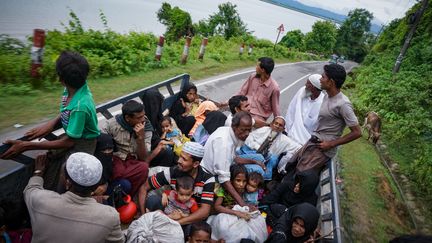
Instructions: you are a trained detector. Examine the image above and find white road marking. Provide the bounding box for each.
[280,74,310,94]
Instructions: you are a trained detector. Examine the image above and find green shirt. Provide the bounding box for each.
[60,83,100,139]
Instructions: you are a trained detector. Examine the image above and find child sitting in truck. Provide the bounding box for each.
[161,176,198,220]
[243,172,263,207]
[160,116,183,150]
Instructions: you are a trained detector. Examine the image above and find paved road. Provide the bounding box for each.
[0,60,357,176]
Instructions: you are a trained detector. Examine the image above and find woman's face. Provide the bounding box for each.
[186,89,197,102]
[232,173,247,194]
[291,218,306,238]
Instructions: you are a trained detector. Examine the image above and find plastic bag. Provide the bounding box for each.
[207,205,268,243]
[173,134,191,156]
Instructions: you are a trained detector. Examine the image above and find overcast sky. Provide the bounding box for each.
[298,0,416,24]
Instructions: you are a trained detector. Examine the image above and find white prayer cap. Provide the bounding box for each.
[308,74,322,90]
[182,142,205,158]
[66,152,102,187]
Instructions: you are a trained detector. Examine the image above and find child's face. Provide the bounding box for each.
[232,173,247,194]
[186,89,197,102]
[161,120,172,133]
[246,179,259,193]
[293,182,300,193]
[189,230,210,243]
[177,187,194,203]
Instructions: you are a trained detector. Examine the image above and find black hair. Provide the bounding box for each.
[228,95,248,115]
[389,235,432,243]
[230,164,247,182]
[190,221,212,238]
[161,116,172,125]
[231,111,252,127]
[55,51,89,89]
[175,176,195,191]
[181,83,198,102]
[0,198,31,230]
[122,100,144,118]
[258,57,275,75]
[323,64,346,89]
[248,172,264,186]
[0,205,4,227]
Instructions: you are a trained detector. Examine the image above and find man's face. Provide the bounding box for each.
[125,111,145,126]
[320,72,333,91]
[270,117,285,133]
[237,100,251,113]
[177,151,198,172]
[255,61,264,76]
[232,118,252,141]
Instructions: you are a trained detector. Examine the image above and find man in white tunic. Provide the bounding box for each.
[285,74,324,145]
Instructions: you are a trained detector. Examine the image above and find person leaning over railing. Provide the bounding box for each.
[1,51,100,192]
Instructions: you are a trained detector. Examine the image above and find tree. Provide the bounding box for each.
[207,2,249,39]
[280,30,304,50]
[157,2,194,41]
[304,21,337,55]
[335,8,374,62]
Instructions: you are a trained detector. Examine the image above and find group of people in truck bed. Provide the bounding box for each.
[0,51,362,243]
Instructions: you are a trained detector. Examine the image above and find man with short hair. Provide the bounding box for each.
[138,142,215,225]
[24,153,124,243]
[225,95,267,128]
[237,57,280,123]
[288,64,361,173]
[285,74,324,145]
[103,100,152,196]
[201,111,253,207]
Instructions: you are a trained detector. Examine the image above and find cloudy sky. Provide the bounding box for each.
[298,0,416,24]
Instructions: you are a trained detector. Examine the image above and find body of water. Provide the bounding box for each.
[0,0,322,42]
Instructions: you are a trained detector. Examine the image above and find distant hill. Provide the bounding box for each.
[262,0,381,33]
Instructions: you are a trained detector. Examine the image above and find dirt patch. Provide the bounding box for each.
[376,142,432,234]
[376,172,411,229]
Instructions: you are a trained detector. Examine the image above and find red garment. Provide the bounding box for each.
[112,155,149,196]
[7,229,32,243]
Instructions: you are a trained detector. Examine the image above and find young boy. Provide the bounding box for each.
[189,221,212,243]
[162,176,198,220]
[243,172,263,206]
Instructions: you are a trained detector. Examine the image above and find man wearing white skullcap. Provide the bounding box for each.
[24,153,124,243]
[139,142,215,228]
[284,73,325,145]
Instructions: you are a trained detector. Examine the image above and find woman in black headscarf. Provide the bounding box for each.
[169,83,198,135]
[260,170,319,208]
[140,88,164,136]
[265,202,319,243]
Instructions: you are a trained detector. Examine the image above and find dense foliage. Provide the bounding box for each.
[335,8,374,62]
[157,3,194,41]
[304,21,337,55]
[0,10,318,94]
[279,30,304,50]
[346,1,432,203]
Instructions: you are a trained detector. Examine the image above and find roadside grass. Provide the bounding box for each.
[0,57,305,133]
[339,133,413,242]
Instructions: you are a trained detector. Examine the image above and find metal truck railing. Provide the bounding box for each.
[0,73,190,199]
